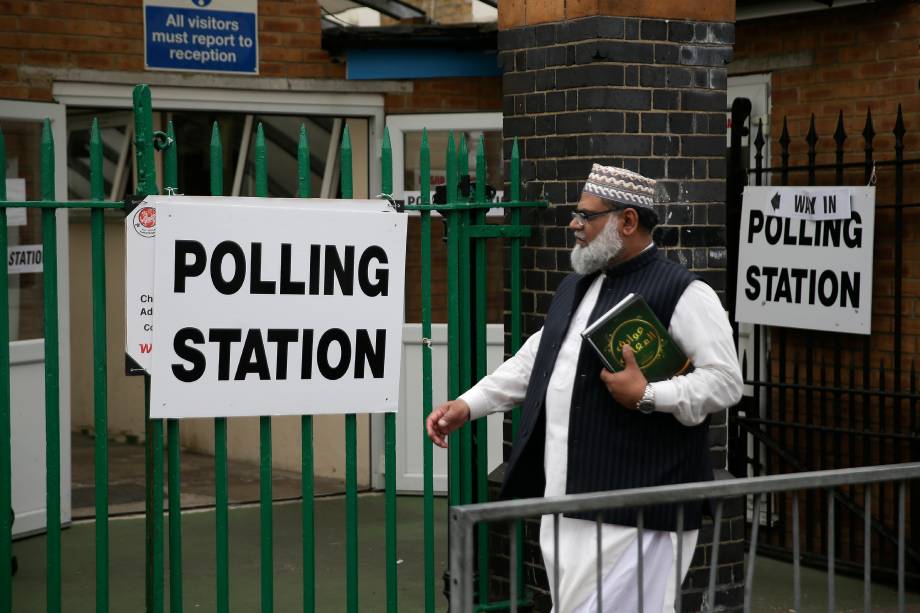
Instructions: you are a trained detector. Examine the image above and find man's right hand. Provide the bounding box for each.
[425,399,471,448]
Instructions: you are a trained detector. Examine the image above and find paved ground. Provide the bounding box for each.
[9,433,917,611]
[70,432,347,518]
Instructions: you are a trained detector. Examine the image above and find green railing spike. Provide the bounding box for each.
[89,117,110,613]
[164,121,178,194]
[475,135,486,203]
[162,118,183,613]
[298,124,310,199]
[253,120,274,613]
[0,124,11,613]
[381,126,392,196]
[458,133,469,196]
[90,119,104,200]
[339,122,358,613]
[210,122,223,198]
[419,128,435,613]
[132,85,157,195]
[446,133,456,204]
[380,124,397,613]
[41,119,54,201]
[298,124,315,613]
[255,122,267,198]
[40,115,62,613]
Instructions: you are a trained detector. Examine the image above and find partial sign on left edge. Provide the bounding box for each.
[125,201,158,375]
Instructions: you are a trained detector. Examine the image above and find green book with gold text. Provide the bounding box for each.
[581,293,691,382]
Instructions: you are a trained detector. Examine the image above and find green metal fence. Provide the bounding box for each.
[0,83,544,612]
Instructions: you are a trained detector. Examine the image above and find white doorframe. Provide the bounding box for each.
[0,99,71,536]
[376,112,504,492]
[54,81,387,488]
[728,73,772,478]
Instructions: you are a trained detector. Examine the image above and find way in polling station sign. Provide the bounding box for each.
[125,196,407,418]
[735,186,875,335]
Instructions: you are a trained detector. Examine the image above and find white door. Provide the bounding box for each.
[0,100,72,536]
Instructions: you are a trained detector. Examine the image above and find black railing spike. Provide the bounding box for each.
[806,114,819,149]
[833,111,847,148]
[779,116,791,152]
[834,111,846,184]
[862,107,875,183]
[893,103,906,146]
[780,117,791,184]
[754,118,765,158]
[806,114,818,184]
[862,107,875,148]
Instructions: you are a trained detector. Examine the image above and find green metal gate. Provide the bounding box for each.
[0,83,544,612]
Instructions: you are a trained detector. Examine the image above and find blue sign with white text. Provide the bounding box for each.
[145,2,257,74]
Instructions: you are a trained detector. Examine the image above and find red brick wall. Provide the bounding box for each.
[385,76,502,114]
[736,3,920,374]
[0,0,343,102]
[734,4,920,470]
[735,2,919,160]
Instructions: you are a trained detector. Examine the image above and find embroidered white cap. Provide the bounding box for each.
[582,163,656,210]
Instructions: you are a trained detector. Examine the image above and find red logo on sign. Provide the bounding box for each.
[138,207,156,228]
[133,205,156,238]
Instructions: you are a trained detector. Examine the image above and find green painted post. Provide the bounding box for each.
[445,133,461,508]
[163,120,184,613]
[133,84,164,613]
[254,123,275,613]
[0,127,12,613]
[297,124,316,613]
[473,135,490,605]
[509,139,524,602]
[40,118,62,613]
[457,136,473,509]
[381,127,398,613]
[90,118,111,613]
[210,122,230,613]
[340,125,359,613]
[418,129,436,613]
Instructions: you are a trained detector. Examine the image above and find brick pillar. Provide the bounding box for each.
[493,1,743,611]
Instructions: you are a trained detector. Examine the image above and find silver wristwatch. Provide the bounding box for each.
[636,384,656,414]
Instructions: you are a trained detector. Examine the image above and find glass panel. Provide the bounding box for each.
[401,129,505,324]
[403,130,503,211]
[2,119,45,341]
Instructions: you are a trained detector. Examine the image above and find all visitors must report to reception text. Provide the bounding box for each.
[144,0,258,74]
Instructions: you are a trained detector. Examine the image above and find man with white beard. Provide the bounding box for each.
[427,164,742,612]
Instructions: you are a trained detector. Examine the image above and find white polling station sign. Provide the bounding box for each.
[148,197,407,418]
[125,196,400,375]
[735,186,875,334]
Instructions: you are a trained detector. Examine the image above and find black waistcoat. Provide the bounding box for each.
[499,246,711,531]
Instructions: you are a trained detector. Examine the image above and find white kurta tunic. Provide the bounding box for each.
[461,252,743,613]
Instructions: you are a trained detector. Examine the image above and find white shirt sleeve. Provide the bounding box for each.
[650,280,743,426]
[460,328,542,421]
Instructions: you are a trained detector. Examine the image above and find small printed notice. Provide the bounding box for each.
[144,0,258,74]
[762,187,852,221]
[8,244,42,275]
[125,203,158,374]
[735,186,875,335]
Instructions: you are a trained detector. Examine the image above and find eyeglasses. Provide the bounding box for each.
[570,208,617,227]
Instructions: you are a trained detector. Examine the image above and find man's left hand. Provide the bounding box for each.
[599,345,648,409]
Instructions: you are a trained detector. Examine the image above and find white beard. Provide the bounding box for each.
[570,217,624,275]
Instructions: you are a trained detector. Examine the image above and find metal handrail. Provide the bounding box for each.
[450,462,920,612]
